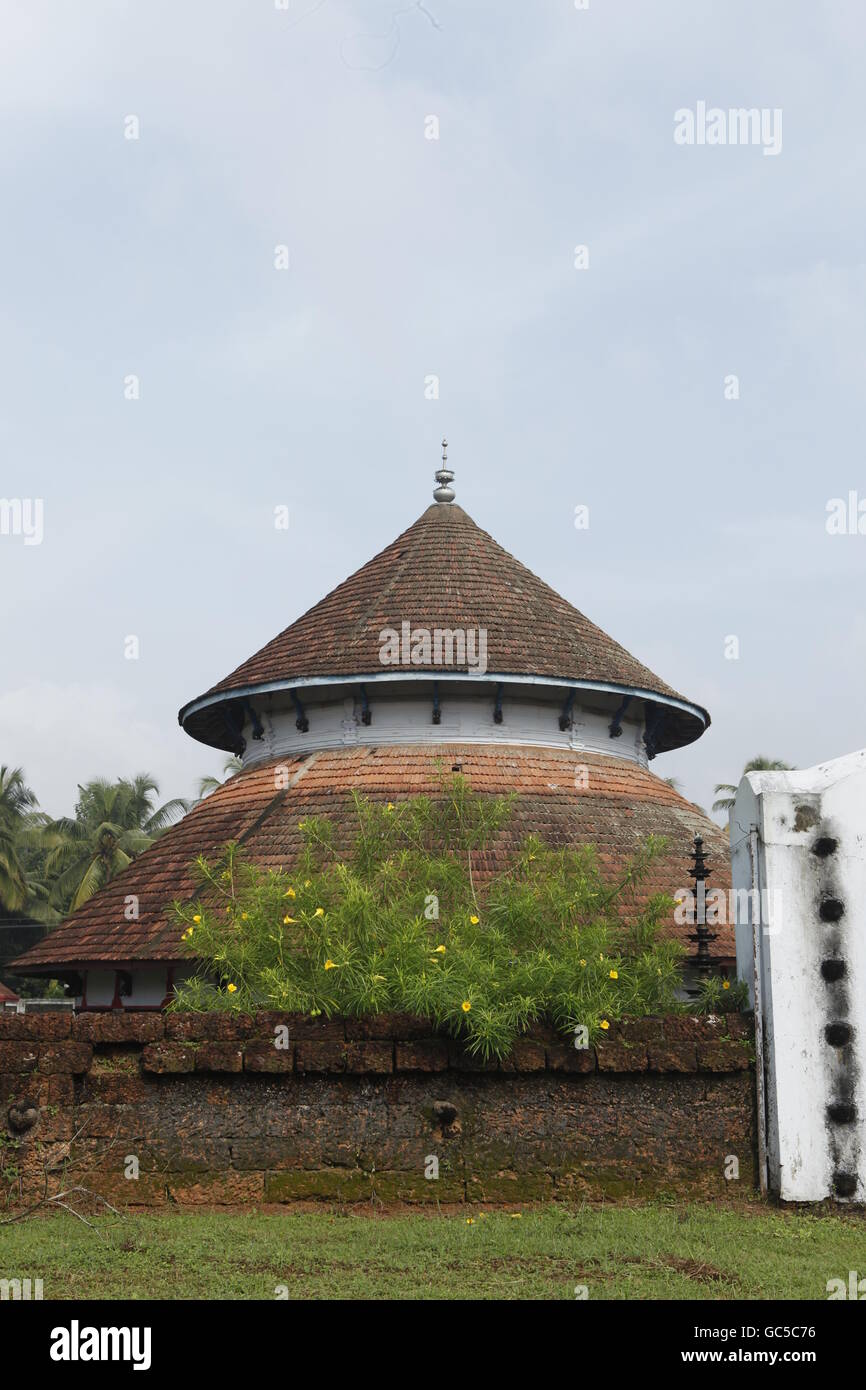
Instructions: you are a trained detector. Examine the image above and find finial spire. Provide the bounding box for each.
[433,437,455,503]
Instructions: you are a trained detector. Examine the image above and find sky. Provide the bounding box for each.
[1,0,864,821]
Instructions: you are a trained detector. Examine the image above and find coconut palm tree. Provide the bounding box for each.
[0,766,59,926]
[712,757,794,815]
[195,755,243,804]
[73,774,188,836]
[42,775,189,914]
[0,766,44,912]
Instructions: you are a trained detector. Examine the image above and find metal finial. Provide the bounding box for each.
[433,437,455,503]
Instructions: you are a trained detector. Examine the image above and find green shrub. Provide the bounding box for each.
[172,774,687,1058]
[691,973,749,1015]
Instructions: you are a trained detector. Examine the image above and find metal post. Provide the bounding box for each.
[748,825,768,1199]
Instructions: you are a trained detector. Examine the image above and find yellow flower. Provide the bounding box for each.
[314,907,325,917]
[600,1019,609,1030]
[723,980,731,990]
[304,879,311,888]
[241,912,248,921]
[462,1000,472,1013]
[470,915,479,925]
[386,803,395,812]
[466,1218,475,1225]
[324,959,337,971]
[284,887,296,898]
[283,915,295,925]
[579,959,586,967]
[609,969,618,980]
[192,914,201,924]
[435,945,446,953]
[509,1213,522,1219]
[226,983,237,994]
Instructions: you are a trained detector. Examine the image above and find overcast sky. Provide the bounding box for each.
[1,0,864,821]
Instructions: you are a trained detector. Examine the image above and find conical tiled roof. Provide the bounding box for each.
[180,503,709,753]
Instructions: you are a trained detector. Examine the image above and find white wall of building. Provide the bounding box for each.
[240,690,649,767]
[82,964,195,1009]
[732,749,866,1201]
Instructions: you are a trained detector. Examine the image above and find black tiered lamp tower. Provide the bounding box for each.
[687,834,718,988]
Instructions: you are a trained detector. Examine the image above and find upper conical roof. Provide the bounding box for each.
[179,502,708,753]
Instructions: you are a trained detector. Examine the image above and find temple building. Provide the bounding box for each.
[13,447,732,1007]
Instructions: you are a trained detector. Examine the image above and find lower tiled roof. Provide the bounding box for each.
[12,745,733,969]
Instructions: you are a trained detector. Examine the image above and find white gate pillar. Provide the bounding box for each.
[732,749,866,1201]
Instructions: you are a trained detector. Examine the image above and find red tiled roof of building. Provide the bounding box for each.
[12,745,733,971]
[0,980,20,1002]
[179,504,709,753]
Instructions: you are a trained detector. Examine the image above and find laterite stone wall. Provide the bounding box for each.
[0,1011,755,1205]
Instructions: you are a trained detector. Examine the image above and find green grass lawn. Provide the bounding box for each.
[2,1201,865,1299]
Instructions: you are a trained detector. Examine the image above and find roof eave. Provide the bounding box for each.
[178,671,709,755]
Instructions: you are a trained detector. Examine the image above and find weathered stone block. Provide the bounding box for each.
[395,1040,449,1072]
[90,1045,141,1073]
[0,1013,71,1040]
[47,1074,75,1105]
[243,1041,295,1073]
[73,1013,164,1043]
[143,1139,232,1172]
[294,1041,347,1072]
[595,1042,649,1072]
[697,1041,752,1073]
[726,1012,754,1040]
[230,1137,300,1170]
[344,1042,394,1074]
[141,1042,196,1074]
[465,1172,554,1202]
[254,1011,344,1041]
[647,1044,698,1072]
[500,1041,547,1073]
[371,1171,466,1202]
[663,1016,728,1042]
[614,1017,665,1043]
[165,1011,255,1041]
[168,1171,265,1205]
[83,1072,152,1103]
[0,1041,39,1073]
[546,1045,595,1073]
[264,1168,373,1201]
[195,1042,244,1073]
[38,1043,93,1074]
